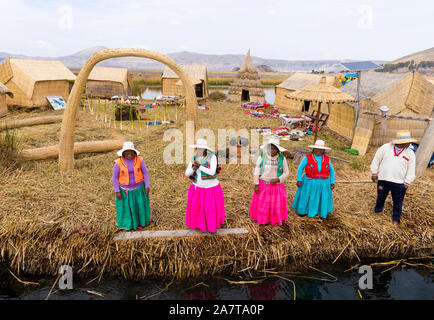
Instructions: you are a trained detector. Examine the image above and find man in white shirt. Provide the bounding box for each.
[370,130,417,226]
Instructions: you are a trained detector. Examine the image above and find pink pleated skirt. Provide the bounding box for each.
[250,180,288,225]
[186,183,225,232]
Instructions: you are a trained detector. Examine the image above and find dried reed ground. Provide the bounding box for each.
[0,101,433,280]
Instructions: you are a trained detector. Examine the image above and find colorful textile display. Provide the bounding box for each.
[241,102,270,110]
[257,127,291,136]
[339,73,358,86]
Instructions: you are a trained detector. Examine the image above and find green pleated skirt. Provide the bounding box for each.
[116,183,151,230]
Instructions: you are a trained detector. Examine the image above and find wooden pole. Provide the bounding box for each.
[353,71,361,138]
[415,113,434,177]
[314,101,321,142]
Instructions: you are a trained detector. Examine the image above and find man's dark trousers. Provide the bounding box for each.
[375,180,407,223]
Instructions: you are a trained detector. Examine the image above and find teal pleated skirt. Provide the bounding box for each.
[292,175,333,219]
[116,183,151,230]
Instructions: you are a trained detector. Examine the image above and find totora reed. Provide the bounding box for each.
[0,101,433,280]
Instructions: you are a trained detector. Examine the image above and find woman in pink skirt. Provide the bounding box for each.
[185,138,225,232]
[250,138,289,225]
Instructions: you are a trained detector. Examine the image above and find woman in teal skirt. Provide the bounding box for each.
[292,140,335,219]
[112,142,151,231]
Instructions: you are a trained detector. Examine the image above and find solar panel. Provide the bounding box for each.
[340,61,383,71]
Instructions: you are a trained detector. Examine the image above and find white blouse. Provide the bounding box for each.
[185,153,220,188]
[253,153,289,185]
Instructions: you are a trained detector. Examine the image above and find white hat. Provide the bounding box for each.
[189,138,215,153]
[308,140,331,150]
[392,130,418,144]
[260,138,286,152]
[117,141,140,157]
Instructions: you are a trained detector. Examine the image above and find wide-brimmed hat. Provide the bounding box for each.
[189,138,215,153]
[117,141,140,157]
[308,140,331,150]
[392,130,418,144]
[260,138,286,152]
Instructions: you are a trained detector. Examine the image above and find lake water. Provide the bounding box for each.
[2,264,432,300]
[141,86,276,104]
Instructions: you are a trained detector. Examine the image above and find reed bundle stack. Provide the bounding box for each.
[228,50,265,103]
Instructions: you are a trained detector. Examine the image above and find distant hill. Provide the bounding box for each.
[392,47,434,64]
[377,47,434,75]
[0,46,388,73]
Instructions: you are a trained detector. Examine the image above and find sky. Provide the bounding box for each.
[1,0,433,61]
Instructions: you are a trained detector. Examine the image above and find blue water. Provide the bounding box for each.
[141,86,276,104]
[2,265,432,300]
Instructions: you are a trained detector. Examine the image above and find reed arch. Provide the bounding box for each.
[58,48,198,172]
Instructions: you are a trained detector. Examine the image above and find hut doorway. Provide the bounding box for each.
[241,89,250,101]
[303,100,311,112]
[195,82,204,98]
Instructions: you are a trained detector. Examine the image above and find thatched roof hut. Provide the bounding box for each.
[0,58,76,108]
[284,76,357,140]
[274,73,339,114]
[162,65,208,98]
[86,67,130,98]
[0,82,13,117]
[228,50,265,103]
[351,71,434,155]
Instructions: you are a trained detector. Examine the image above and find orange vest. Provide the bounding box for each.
[114,156,144,185]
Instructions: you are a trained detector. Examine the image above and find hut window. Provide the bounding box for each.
[242,89,250,101]
[303,100,311,112]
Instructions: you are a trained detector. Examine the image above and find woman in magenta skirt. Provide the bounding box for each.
[250,138,289,225]
[185,138,225,232]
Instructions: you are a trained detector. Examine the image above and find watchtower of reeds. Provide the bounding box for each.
[228,50,265,104]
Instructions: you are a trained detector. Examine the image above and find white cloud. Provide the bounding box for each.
[30,40,55,50]
[168,19,183,27]
[58,5,73,30]
[267,9,277,16]
[358,4,374,30]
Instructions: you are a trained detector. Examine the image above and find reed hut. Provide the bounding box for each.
[162,65,208,98]
[0,82,13,117]
[286,76,357,141]
[274,73,340,114]
[228,50,265,103]
[86,67,130,98]
[351,71,434,155]
[0,58,76,108]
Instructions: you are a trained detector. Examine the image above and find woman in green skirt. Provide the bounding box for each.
[112,141,151,231]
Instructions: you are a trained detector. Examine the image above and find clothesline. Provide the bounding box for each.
[218,177,433,186]
[219,177,372,183]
